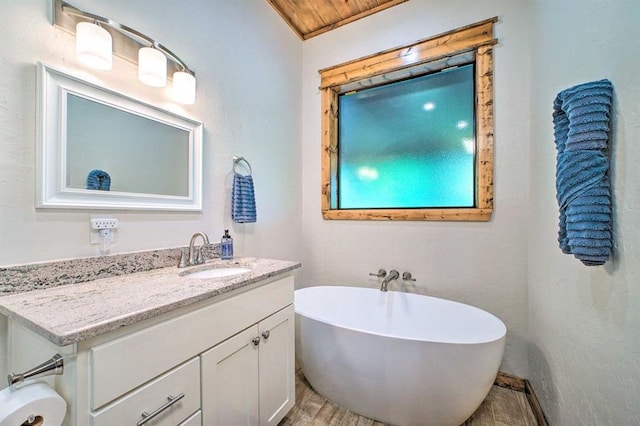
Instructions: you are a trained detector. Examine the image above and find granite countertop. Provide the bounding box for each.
[0,257,300,346]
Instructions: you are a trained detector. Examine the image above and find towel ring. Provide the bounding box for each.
[232,156,252,175]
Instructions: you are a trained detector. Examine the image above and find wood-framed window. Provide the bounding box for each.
[320,18,497,221]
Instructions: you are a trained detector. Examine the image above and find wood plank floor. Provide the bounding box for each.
[280,371,537,426]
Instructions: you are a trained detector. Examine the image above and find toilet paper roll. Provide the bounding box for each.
[0,382,66,426]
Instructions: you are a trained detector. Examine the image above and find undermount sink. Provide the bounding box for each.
[185,267,251,279]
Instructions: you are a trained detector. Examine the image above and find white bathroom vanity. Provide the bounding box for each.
[0,258,299,426]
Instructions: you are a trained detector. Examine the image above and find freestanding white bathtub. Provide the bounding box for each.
[295,286,506,426]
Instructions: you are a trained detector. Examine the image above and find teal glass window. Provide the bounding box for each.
[337,64,475,209]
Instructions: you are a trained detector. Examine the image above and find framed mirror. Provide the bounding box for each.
[36,63,203,211]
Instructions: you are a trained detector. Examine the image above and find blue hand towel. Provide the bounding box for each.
[232,173,257,223]
[86,169,111,191]
[554,79,613,266]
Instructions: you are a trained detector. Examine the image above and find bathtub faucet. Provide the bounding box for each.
[380,269,399,292]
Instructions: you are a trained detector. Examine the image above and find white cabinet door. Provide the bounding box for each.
[201,305,295,426]
[201,325,260,426]
[259,305,295,426]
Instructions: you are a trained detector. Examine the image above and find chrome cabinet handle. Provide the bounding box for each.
[261,331,270,340]
[252,337,261,346]
[369,269,387,278]
[137,393,185,426]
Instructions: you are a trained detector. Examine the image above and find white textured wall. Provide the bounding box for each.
[0,0,301,382]
[301,0,531,376]
[528,0,640,424]
[0,0,301,264]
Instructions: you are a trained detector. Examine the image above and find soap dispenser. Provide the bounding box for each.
[221,229,233,260]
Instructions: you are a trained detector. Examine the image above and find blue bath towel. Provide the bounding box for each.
[86,169,111,191]
[232,173,257,223]
[554,79,613,266]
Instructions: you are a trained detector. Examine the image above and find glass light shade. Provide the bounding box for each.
[76,22,112,70]
[173,71,196,104]
[138,47,167,87]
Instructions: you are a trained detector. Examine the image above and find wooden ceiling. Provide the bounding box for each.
[267,0,409,40]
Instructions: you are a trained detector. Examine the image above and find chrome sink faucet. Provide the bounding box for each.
[178,232,210,268]
[380,269,399,292]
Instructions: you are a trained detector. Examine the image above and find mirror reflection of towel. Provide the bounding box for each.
[87,169,111,191]
[232,173,256,223]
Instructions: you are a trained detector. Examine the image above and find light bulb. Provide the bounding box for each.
[76,22,112,70]
[138,47,167,87]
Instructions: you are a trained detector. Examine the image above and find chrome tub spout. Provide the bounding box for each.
[380,269,399,292]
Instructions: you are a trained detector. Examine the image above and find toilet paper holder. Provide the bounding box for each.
[7,354,64,387]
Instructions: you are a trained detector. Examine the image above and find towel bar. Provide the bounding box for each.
[232,156,252,175]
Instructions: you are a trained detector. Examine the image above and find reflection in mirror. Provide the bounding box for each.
[66,94,189,196]
[36,63,203,211]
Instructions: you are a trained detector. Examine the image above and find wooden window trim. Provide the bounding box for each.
[320,18,497,221]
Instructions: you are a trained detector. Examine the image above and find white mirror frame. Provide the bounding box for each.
[36,63,203,211]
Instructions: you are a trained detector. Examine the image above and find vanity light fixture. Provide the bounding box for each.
[53,0,197,104]
[75,22,112,70]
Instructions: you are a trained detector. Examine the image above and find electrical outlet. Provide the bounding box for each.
[90,219,119,230]
[90,218,119,248]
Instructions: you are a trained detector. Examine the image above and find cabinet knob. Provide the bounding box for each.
[252,337,261,346]
[261,331,270,340]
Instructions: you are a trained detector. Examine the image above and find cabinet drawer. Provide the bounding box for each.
[90,275,293,408]
[91,358,200,426]
[179,410,201,426]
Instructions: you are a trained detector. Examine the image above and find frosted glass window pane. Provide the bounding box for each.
[338,64,475,209]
